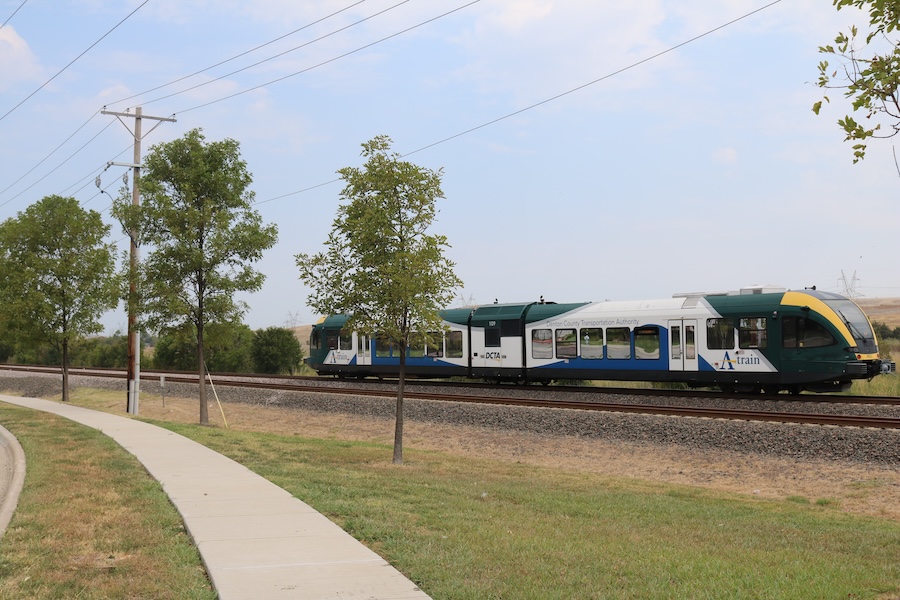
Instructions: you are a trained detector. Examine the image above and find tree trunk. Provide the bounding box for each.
[61,340,69,403]
[393,347,405,464]
[198,327,209,425]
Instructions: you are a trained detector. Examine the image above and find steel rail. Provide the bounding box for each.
[2,363,899,405]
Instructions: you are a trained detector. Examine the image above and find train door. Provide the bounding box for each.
[356,333,372,366]
[668,319,698,371]
[476,320,522,368]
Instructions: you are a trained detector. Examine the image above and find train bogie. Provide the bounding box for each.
[305,287,884,393]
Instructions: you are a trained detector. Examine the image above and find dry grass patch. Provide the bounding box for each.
[0,404,214,599]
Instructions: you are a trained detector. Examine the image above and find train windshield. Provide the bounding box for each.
[823,298,878,353]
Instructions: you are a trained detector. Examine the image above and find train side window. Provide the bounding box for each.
[326,331,339,350]
[532,329,553,359]
[739,318,767,349]
[501,319,520,337]
[782,317,835,349]
[707,318,735,350]
[580,328,603,359]
[671,325,681,359]
[556,328,577,358]
[310,329,321,351]
[339,329,352,350]
[426,332,443,358]
[607,327,631,359]
[375,335,393,358]
[409,337,425,357]
[485,327,501,347]
[685,325,696,359]
[446,331,463,358]
[635,327,660,359]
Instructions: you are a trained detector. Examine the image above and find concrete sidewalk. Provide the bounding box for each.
[0,395,430,600]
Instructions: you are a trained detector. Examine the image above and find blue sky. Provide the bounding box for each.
[1,0,898,333]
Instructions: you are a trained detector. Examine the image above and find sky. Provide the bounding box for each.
[1,0,899,334]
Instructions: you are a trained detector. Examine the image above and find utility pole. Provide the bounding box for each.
[101,106,176,415]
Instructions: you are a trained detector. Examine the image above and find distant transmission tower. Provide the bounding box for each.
[838,270,863,298]
[457,292,477,307]
[284,311,301,328]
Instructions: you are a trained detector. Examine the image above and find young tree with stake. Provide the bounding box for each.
[297,135,462,464]
[113,129,277,425]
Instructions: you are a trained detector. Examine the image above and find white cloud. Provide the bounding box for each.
[0,26,42,92]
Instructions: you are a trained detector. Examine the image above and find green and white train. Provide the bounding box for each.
[307,286,892,393]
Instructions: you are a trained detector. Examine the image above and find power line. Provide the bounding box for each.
[0,121,117,210]
[67,147,133,202]
[0,0,150,123]
[175,0,480,115]
[107,0,368,108]
[0,0,428,210]
[256,0,784,204]
[0,110,101,199]
[404,0,783,157]
[0,1,371,207]
[0,0,28,31]
[144,0,418,111]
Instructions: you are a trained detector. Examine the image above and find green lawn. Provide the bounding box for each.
[0,396,898,599]
[163,422,900,600]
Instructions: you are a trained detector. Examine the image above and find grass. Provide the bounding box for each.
[157,421,900,599]
[0,404,215,599]
[2,389,900,599]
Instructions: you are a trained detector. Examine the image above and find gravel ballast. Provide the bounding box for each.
[2,371,897,467]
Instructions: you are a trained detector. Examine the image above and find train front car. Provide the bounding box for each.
[781,290,882,387]
[706,289,882,393]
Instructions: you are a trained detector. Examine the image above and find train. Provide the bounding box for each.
[306,286,893,393]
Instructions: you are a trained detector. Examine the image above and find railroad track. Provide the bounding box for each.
[2,364,899,430]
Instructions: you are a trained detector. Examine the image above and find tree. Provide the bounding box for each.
[71,333,129,368]
[252,327,304,374]
[873,319,900,341]
[814,0,900,162]
[153,321,254,372]
[296,135,462,464]
[0,195,120,401]
[113,129,277,424]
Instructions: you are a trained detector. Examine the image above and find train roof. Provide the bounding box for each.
[314,288,861,330]
[441,302,590,326]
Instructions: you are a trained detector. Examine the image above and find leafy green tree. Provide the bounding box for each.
[873,320,900,341]
[152,330,194,371]
[0,195,120,400]
[113,129,277,424]
[153,321,254,372]
[252,327,304,374]
[296,135,462,464]
[70,333,129,368]
[814,0,900,162]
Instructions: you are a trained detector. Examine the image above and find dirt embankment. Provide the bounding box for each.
[856,298,900,329]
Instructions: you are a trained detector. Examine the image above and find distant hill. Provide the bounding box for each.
[292,325,312,357]
[854,298,900,328]
[856,298,900,329]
